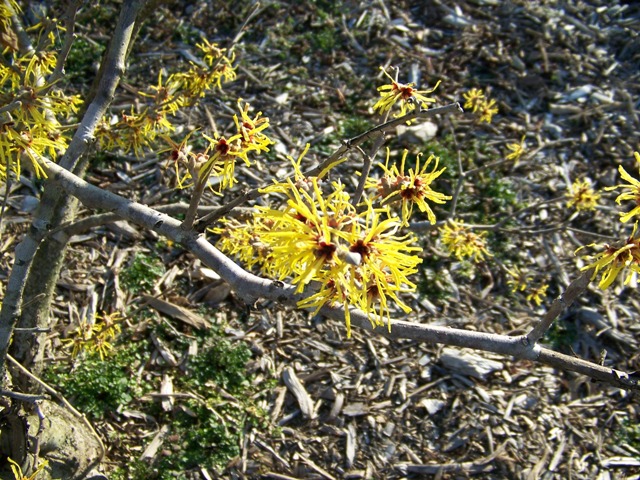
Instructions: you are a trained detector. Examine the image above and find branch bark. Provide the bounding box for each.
[41,159,640,391]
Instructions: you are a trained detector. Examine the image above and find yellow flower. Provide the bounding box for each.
[526,283,548,306]
[462,88,485,113]
[171,39,236,101]
[607,151,640,222]
[373,66,441,117]
[61,312,123,359]
[200,133,249,190]
[505,266,528,292]
[233,99,273,155]
[256,178,355,288]
[196,38,235,70]
[566,178,600,212]
[348,200,422,331]
[440,219,492,262]
[212,216,280,278]
[578,222,640,289]
[506,136,526,163]
[477,98,498,123]
[367,149,451,226]
[247,178,423,337]
[160,131,196,188]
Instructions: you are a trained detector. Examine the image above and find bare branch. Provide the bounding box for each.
[526,270,592,344]
[59,0,145,172]
[45,1,84,88]
[43,159,639,391]
[318,103,463,176]
[0,389,46,402]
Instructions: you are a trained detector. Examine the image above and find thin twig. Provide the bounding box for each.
[0,100,21,114]
[180,178,208,231]
[0,389,47,402]
[526,270,592,345]
[45,1,83,89]
[352,138,379,206]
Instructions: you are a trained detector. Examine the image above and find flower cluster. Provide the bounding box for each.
[579,151,640,289]
[165,99,273,192]
[62,312,123,360]
[172,38,237,101]
[373,67,440,118]
[566,178,600,212]
[213,146,435,337]
[0,11,82,181]
[439,219,492,262]
[95,39,237,158]
[462,88,498,123]
[365,149,451,226]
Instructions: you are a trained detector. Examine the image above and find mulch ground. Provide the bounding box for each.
[2,1,640,479]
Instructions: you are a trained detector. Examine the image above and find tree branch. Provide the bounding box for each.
[42,159,639,391]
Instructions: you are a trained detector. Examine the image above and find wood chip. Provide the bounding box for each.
[345,422,357,468]
[150,332,178,367]
[282,367,316,419]
[439,347,504,379]
[160,374,174,412]
[142,294,211,329]
[140,424,170,461]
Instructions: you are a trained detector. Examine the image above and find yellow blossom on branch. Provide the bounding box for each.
[462,89,498,123]
[506,135,526,163]
[0,46,82,181]
[61,312,123,360]
[477,98,498,123]
[440,219,492,262]
[366,149,451,226]
[607,151,640,222]
[373,66,441,117]
[160,101,272,192]
[505,266,528,292]
[462,88,485,113]
[526,283,549,306]
[365,149,451,225]
[577,222,640,289]
[566,178,600,212]
[217,172,423,337]
[233,99,273,155]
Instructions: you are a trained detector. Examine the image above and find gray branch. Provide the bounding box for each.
[42,159,639,391]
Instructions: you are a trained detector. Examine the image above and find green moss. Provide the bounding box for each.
[616,417,640,456]
[44,343,151,420]
[184,338,252,392]
[121,252,165,294]
[340,115,374,139]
